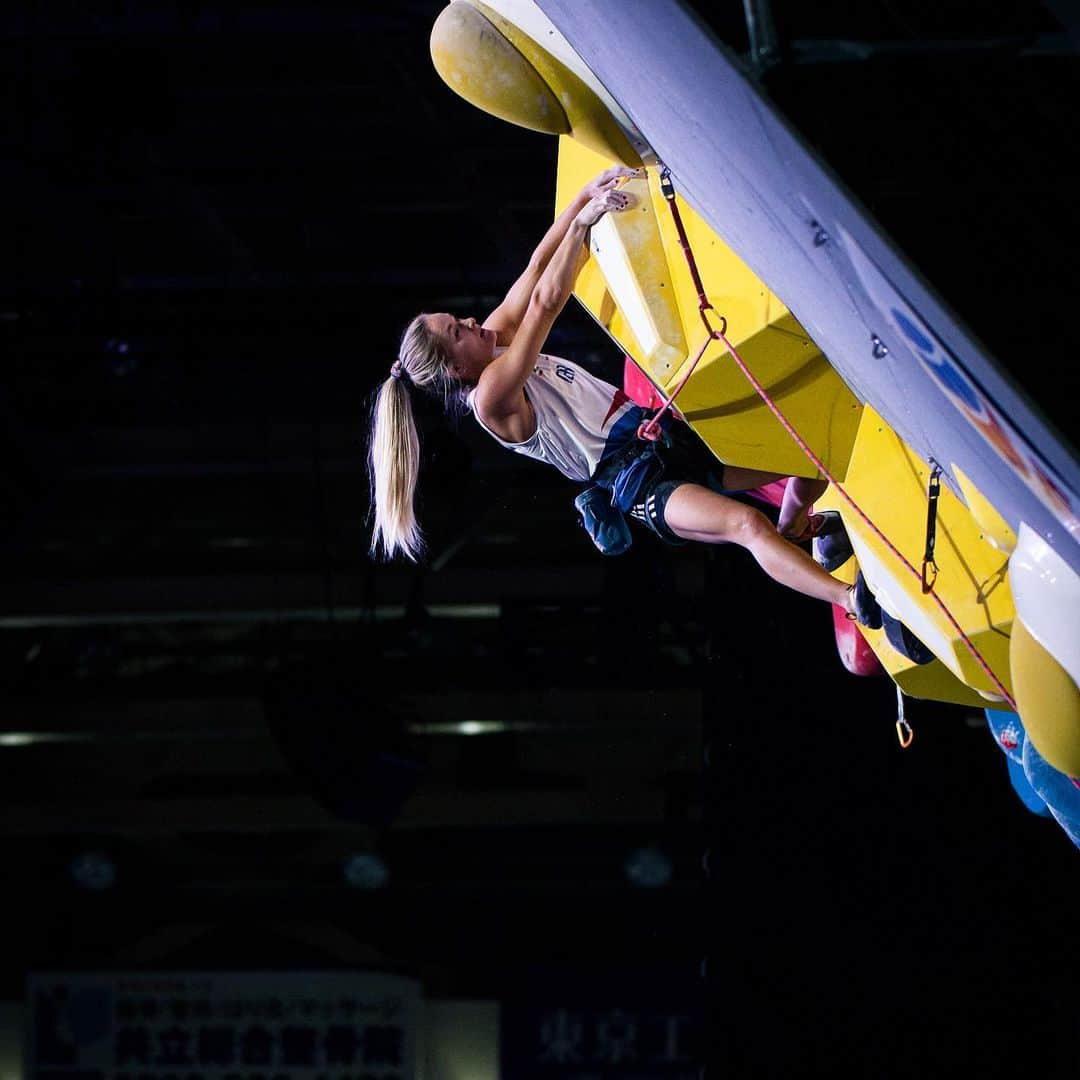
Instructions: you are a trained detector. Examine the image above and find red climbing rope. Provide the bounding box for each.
[714,322,1016,710]
[638,166,725,443]
[651,165,1017,711]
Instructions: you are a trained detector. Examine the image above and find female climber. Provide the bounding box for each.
[366,164,871,622]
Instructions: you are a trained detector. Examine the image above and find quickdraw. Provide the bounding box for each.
[658,166,721,340]
[895,685,914,749]
[638,164,725,443]
[921,463,942,594]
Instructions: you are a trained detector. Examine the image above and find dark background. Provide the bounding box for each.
[2,1,1078,1076]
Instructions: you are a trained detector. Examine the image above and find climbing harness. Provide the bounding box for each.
[921,463,942,594]
[649,164,1017,712]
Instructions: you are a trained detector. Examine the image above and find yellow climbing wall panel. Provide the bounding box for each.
[816,405,1016,702]
[556,137,863,480]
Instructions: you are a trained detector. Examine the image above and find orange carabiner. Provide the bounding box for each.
[895,685,914,748]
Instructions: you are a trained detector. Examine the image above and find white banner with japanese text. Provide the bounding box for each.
[28,970,420,1080]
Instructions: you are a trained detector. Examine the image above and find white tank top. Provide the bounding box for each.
[467,352,637,482]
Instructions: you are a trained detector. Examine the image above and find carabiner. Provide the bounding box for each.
[637,418,662,442]
[659,164,675,202]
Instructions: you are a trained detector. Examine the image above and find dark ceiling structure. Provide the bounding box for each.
[3,1,1079,1074]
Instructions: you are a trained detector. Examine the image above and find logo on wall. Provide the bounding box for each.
[840,227,1079,540]
[889,304,1077,533]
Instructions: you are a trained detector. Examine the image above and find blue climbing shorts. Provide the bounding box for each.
[595,416,729,547]
[628,480,688,545]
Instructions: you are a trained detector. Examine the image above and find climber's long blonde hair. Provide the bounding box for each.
[367,314,467,562]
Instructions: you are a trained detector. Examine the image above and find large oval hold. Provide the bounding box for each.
[430,1,570,136]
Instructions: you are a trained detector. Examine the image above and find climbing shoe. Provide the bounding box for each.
[882,610,936,665]
[846,570,883,629]
[812,511,854,572]
[574,484,632,556]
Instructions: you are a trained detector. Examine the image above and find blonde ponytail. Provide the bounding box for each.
[366,314,466,562]
[368,376,424,561]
